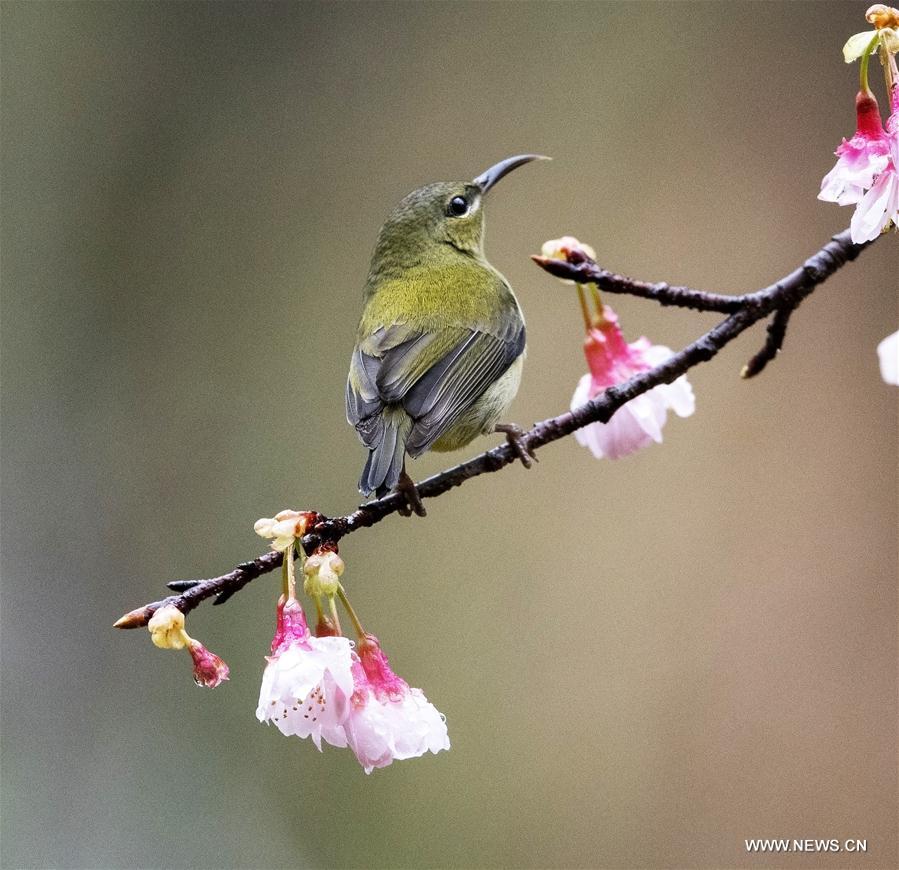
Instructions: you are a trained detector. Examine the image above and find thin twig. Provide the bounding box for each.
[115,229,874,629]
[530,254,744,312]
[741,307,794,378]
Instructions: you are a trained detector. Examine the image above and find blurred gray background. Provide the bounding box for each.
[2,2,896,868]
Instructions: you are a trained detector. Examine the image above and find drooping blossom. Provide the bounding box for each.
[342,635,449,774]
[819,91,890,207]
[850,112,899,241]
[877,330,899,384]
[187,639,230,688]
[571,305,695,460]
[256,596,355,750]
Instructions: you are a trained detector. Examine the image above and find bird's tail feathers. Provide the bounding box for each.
[358,407,412,496]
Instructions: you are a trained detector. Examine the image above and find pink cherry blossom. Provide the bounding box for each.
[850,125,899,241]
[819,91,891,207]
[571,305,694,460]
[187,639,230,688]
[342,635,449,774]
[256,597,355,750]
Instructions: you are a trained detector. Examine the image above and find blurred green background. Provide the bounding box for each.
[2,2,896,868]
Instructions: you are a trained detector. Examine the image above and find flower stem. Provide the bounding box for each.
[284,547,297,599]
[576,285,592,332]
[312,593,325,624]
[860,33,881,94]
[588,282,607,327]
[336,583,366,639]
[327,594,342,635]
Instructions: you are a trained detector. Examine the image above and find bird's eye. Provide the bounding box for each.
[447,195,469,217]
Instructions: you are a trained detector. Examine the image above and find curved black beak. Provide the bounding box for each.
[473,153,550,194]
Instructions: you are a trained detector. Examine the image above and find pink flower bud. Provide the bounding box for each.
[187,639,230,688]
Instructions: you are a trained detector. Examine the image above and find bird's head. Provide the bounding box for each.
[369,154,549,275]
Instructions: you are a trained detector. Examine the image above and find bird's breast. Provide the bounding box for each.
[362,261,519,333]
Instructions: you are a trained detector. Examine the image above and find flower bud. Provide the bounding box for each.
[253,517,277,537]
[254,509,313,552]
[113,606,150,629]
[540,236,597,263]
[147,605,187,649]
[187,639,230,688]
[303,550,345,598]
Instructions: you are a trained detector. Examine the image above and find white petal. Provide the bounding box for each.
[256,636,355,744]
[571,374,604,455]
[655,375,696,418]
[622,393,665,443]
[271,518,299,540]
[881,27,899,54]
[344,687,449,774]
[254,517,276,538]
[399,689,450,757]
[640,343,674,367]
[574,421,608,458]
[596,406,655,459]
[312,636,356,699]
[819,160,853,203]
[818,155,883,205]
[850,169,899,242]
[843,30,877,63]
[570,373,593,411]
[877,330,899,385]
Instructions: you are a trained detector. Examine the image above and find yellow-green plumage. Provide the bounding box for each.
[346,155,545,497]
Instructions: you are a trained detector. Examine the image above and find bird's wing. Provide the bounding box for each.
[346,318,525,457]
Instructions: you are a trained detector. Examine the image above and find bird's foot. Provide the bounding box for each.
[395,470,427,517]
[495,422,538,469]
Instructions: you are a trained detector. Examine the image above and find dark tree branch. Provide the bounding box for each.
[741,307,795,378]
[530,254,744,312]
[115,229,875,630]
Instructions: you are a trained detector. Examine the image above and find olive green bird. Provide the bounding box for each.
[346,154,548,516]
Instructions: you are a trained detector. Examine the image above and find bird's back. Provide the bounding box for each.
[347,253,525,495]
